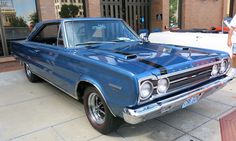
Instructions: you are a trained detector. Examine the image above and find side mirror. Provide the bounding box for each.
[139,33,149,42]
[138,29,149,42]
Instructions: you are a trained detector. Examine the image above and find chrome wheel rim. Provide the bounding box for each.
[25,64,32,76]
[88,92,105,125]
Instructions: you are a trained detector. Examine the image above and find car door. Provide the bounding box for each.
[27,22,80,95]
[49,25,81,96]
[26,22,64,81]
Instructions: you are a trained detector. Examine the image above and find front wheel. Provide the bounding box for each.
[84,86,121,134]
[24,63,40,82]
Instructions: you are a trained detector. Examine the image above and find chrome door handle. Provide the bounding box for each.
[33,49,40,53]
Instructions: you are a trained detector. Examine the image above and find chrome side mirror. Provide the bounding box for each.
[139,33,149,42]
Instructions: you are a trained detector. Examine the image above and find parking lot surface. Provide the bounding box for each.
[0,70,236,141]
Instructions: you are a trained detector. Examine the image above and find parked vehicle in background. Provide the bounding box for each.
[149,31,231,55]
[12,18,233,134]
[149,17,233,56]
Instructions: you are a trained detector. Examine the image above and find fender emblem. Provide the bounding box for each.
[108,83,122,91]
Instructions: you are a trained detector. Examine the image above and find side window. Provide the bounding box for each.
[31,23,64,47]
[57,29,64,47]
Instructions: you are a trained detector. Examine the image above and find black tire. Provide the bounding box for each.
[24,63,40,82]
[84,86,121,134]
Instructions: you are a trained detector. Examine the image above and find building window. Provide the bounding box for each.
[229,0,235,17]
[169,0,182,28]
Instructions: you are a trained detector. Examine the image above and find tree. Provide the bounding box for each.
[169,0,178,27]
[59,4,79,18]
[29,12,39,24]
[10,17,27,27]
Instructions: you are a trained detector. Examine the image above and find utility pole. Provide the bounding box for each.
[0,8,8,56]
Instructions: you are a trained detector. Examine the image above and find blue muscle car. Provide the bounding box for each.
[11,18,233,134]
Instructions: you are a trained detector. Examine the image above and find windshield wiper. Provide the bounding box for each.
[111,39,132,42]
[75,42,102,46]
[75,41,114,46]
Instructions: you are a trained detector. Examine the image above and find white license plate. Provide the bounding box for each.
[182,95,199,108]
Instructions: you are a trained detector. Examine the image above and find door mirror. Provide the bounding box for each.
[139,33,149,42]
[138,29,149,42]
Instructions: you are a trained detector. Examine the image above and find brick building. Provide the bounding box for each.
[36,0,56,21]
[36,0,235,31]
[54,0,84,19]
[86,0,231,31]
[0,0,16,27]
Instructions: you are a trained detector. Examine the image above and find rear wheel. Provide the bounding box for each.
[84,86,121,134]
[24,63,40,82]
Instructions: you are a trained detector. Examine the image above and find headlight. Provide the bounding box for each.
[157,78,170,94]
[220,61,227,73]
[211,64,219,76]
[140,81,153,100]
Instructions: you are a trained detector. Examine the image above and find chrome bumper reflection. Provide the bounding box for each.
[123,76,233,124]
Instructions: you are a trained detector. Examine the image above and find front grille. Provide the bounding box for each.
[167,65,213,93]
[138,58,231,105]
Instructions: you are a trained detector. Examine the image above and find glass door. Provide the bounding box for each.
[0,0,38,57]
[0,28,4,56]
[0,7,7,57]
[169,0,182,28]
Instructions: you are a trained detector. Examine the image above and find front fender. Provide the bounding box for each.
[77,75,117,116]
[77,72,138,118]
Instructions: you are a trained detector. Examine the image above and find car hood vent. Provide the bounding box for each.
[114,51,137,59]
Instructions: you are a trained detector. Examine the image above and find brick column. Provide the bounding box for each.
[150,0,162,31]
[181,0,227,29]
[162,0,169,30]
[36,0,56,21]
[86,0,102,17]
[150,0,169,31]
[222,0,228,19]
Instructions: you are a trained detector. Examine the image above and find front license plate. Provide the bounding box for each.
[182,95,199,109]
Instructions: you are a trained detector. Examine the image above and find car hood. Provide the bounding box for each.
[72,42,226,76]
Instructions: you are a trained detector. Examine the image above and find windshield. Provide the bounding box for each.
[65,20,140,47]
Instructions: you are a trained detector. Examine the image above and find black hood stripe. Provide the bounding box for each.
[138,59,168,75]
[113,50,168,75]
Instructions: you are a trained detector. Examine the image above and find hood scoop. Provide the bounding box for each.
[114,51,137,60]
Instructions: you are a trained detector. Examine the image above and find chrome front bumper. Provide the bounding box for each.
[123,76,233,124]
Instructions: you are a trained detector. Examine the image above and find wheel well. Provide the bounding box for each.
[77,81,94,100]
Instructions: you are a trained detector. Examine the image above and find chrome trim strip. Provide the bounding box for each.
[24,62,78,99]
[62,21,69,48]
[124,76,233,124]
[34,72,79,99]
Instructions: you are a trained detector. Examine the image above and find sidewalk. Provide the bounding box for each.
[0,70,235,141]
